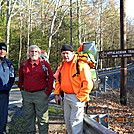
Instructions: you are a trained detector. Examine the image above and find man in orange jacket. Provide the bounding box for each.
[54,44,93,134]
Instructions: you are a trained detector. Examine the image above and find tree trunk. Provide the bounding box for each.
[70,0,73,46]
[18,12,23,69]
[6,0,11,57]
[47,0,61,58]
[77,0,82,45]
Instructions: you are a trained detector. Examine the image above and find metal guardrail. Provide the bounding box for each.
[97,63,133,72]
[83,114,116,134]
[98,63,134,90]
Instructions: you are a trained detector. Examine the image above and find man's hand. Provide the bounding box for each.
[55,95,61,105]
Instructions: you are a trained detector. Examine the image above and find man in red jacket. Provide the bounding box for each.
[18,45,53,134]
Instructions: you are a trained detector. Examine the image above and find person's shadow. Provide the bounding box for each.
[8,106,26,134]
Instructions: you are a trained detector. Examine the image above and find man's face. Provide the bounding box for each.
[61,51,74,62]
[0,49,7,58]
[29,48,40,61]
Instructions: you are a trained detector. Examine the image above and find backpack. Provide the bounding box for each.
[40,50,49,63]
[76,41,98,114]
[76,41,98,90]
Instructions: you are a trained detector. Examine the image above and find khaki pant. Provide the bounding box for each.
[21,90,49,134]
[64,93,85,134]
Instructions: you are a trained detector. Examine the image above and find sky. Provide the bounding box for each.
[126,0,134,18]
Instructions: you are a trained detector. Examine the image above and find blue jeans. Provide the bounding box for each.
[0,92,9,134]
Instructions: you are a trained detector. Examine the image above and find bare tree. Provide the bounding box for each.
[18,12,23,69]
[6,0,22,56]
[77,0,82,45]
[47,0,69,58]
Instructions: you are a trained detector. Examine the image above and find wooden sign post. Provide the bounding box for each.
[99,48,134,105]
[98,0,128,105]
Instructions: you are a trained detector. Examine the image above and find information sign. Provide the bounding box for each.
[99,49,134,59]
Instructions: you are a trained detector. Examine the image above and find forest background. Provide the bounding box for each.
[0,0,134,76]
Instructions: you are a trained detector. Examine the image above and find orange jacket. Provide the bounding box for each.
[54,55,93,102]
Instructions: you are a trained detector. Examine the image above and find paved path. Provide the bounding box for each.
[9,86,22,108]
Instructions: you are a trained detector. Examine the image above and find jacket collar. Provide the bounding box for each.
[29,58,40,65]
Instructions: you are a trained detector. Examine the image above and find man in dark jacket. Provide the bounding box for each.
[0,43,15,134]
[18,45,53,134]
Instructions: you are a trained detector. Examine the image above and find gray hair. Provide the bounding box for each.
[27,45,41,58]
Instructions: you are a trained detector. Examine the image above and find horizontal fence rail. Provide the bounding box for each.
[83,114,116,134]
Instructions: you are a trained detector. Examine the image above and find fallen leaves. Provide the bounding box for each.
[87,88,134,134]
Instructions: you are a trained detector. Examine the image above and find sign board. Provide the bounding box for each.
[99,48,134,59]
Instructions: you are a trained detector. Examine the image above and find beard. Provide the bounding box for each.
[31,55,39,60]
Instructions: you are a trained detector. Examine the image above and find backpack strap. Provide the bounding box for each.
[58,62,64,83]
[21,60,27,68]
[72,60,80,77]
[58,72,61,83]
[41,59,49,76]
[5,59,12,68]
[58,59,81,80]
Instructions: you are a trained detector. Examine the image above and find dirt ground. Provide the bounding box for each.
[49,88,134,134]
[7,87,134,134]
[87,88,134,134]
[48,100,66,134]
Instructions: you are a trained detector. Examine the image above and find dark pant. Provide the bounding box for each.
[21,90,49,134]
[0,92,9,134]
